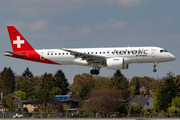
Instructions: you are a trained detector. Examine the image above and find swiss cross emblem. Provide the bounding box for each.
[13,36,25,48]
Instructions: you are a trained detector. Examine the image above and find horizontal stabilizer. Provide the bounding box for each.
[4,51,27,57]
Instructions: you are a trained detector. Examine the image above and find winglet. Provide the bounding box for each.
[7,26,34,52]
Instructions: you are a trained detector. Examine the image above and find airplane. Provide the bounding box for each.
[5,26,176,75]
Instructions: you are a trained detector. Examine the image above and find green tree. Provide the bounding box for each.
[143,76,152,92]
[168,106,180,116]
[63,103,70,115]
[134,78,140,95]
[50,87,62,95]
[171,96,180,109]
[22,67,34,79]
[119,103,128,113]
[54,70,69,95]
[71,73,95,98]
[15,91,27,100]
[1,67,15,93]
[33,89,55,115]
[130,77,139,86]
[153,72,179,111]
[39,73,56,90]
[111,70,130,99]
[129,102,141,115]
[23,107,28,112]
[19,79,36,99]
[79,84,90,100]
[145,88,150,95]
[3,94,14,111]
[2,98,8,112]
[94,76,112,90]
[129,86,136,97]
[0,77,6,93]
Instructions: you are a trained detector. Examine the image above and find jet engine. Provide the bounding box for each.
[106,58,129,70]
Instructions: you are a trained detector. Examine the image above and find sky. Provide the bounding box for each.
[0,0,179,84]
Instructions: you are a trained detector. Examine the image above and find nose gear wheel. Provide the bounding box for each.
[153,63,157,72]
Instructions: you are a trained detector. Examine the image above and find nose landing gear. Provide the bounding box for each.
[153,63,158,72]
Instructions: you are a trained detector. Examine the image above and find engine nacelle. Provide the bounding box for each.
[106,58,129,70]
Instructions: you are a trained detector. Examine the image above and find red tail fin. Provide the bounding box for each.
[7,26,34,52]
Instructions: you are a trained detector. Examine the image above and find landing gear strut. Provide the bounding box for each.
[153,63,158,72]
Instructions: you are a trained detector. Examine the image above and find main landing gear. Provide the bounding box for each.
[90,63,100,75]
[90,69,100,75]
[153,63,158,72]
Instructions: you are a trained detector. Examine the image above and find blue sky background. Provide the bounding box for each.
[0,0,179,83]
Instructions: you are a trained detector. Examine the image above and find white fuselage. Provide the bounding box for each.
[35,46,176,69]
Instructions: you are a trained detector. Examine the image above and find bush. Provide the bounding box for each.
[168,107,180,115]
[144,107,154,115]
[129,102,141,115]
[171,96,180,109]
[23,107,28,112]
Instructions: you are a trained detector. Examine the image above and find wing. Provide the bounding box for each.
[5,51,27,57]
[61,49,106,62]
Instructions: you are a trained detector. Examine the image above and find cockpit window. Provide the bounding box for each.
[164,50,168,52]
[160,49,168,53]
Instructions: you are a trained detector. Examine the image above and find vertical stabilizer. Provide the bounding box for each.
[7,26,34,52]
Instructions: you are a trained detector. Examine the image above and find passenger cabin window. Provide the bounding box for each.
[100,52,101,54]
[96,52,97,54]
[103,52,105,54]
[63,53,64,55]
[51,53,53,55]
[66,53,68,55]
[59,53,61,55]
[55,53,57,55]
[91,52,93,54]
[47,53,49,55]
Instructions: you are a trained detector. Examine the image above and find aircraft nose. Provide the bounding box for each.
[169,54,176,61]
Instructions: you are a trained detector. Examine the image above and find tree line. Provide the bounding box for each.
[1,67,180,115]
[0,67,69,114]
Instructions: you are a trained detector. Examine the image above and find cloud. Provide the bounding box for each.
[105,0,144,7]
[161,17,174,26]
[170,33,180,40]
[162,33,180,43]
[77,26,91,35]
[1,0,145,17]
[5,20,47,31]
[96,18,128,30]
[29,20,47,30]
